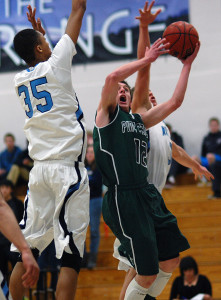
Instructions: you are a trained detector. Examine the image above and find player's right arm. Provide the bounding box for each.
[95,39,169,127]
[27,0,86,45]
[65,0,86,44]
[172,141,214,181]
[0,192,39,287]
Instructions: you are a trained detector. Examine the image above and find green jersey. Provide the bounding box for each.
[93,105,149,187]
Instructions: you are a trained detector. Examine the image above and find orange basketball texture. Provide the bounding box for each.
[163,21,199,60]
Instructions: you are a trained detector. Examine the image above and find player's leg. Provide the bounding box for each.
[54,163,89,300]
[124,274,157,300]
[9,262,26,300]
[10,164,54,299]
[142,256,179,299]
[119,268,136,300]
[56,267,78,300]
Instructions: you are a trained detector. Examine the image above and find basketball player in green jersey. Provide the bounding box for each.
[93,3,200,300]
[106,2,201,300]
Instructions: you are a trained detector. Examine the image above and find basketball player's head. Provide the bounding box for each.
[13,29,52,66]
[117,81,132,112]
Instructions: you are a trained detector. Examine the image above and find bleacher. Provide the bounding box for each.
[14,181,221,300]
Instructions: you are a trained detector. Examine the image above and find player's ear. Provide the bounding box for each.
[36,44,43,53]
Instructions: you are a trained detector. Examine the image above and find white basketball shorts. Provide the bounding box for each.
[11,160,89,259]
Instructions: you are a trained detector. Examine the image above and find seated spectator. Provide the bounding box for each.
[170,256,212,300]
[0,133,21,181]
[193,117,221,199]
[0,179,24,281]
[84,144,103,269]
[166,124,188,185]
[7,147,33,186]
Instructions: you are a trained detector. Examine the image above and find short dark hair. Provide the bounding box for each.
[13,29,41,64]
[0,179,14,189]
[4,133,15,141]
[120,80,132,99]
[209,117,220,125]
[179,256,198,277]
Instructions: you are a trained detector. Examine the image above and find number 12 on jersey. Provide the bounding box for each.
[134,138,148,167]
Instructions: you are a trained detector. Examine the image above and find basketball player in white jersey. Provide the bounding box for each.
[9,1,89,299]
[0,191,39,300]
[112,2,212,300]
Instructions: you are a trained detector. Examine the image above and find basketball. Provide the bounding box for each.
[163,21,199,60]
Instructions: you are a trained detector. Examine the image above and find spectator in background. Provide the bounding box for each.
[7,146,33,186]
[35,241,60,298]
[170,256,212,300]
[0,179,24,280]
[87,130,93,146]
[193,118,221,199]
[166,124,188,185]
[85,144,103,269]
[0,134,21,181]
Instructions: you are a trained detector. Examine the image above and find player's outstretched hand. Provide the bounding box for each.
[135,1,161,27]
[21,248,39,288]
[192,164,214,182]
[27,5,46,36]
[181,41,200,65]
[145,38,170,62]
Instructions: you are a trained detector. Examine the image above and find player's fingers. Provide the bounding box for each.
[154,8,162,17]
[138,8,143,15]
[152,38,162,47]
[149,1,156,11]
[144,1,149,11]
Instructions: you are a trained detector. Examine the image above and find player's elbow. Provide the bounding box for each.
[170,97,183,111]
[105,72,119,85]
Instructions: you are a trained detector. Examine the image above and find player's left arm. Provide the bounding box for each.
[141,42,200,129]
[172,141,214,181]
[132,1,162,114]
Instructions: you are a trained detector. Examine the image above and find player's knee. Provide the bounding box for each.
[61,251,82,274]
[160,256,180,273]
[136,274,157,289]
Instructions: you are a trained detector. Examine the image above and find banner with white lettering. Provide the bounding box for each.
[0,0,189,72]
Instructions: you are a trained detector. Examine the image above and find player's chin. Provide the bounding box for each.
[119,102,129,111]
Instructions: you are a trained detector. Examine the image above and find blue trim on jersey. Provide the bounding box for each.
[20,192,29,230]
[75,95,85,162]
[1,276,9,299]
[26,63,39,72]
[59,162,82,256]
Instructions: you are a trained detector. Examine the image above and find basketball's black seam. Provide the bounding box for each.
[163,33,198,38]
[181,22,186,59]
[164,24,181,50]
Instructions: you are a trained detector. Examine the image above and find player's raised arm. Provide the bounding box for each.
[141,42,200,129]
[96,39,169,128]
[132,1,163,114]
[27,0,86,44]
[65,0,87,44]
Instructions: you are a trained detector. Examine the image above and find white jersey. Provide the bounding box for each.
[14,34,87,162]
[147,121,172,193]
